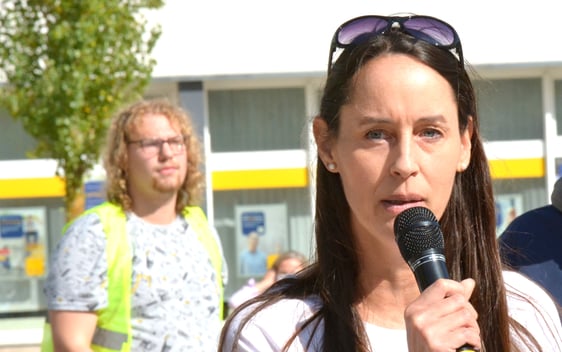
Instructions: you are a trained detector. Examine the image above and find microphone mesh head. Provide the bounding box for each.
[393,207,444,262]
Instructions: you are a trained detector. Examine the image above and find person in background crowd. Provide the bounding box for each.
[500,177,562,307]
[43,98,227,351]
[228,250,308,311]
[239,231,268,276]
[219,14,562,351]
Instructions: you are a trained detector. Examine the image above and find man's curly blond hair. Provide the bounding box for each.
[103,98,204,213]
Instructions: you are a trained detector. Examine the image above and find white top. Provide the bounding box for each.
[221,271,562,351]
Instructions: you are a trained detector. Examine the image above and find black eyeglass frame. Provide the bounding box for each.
[327,15,464,73]
[126,135,189,155]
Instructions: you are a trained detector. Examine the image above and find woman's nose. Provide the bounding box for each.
[389,140,419,179]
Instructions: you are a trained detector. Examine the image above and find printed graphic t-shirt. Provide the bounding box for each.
[44,211,223,351]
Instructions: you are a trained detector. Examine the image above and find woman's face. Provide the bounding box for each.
[276,258,305,281]
[315,53,472,244]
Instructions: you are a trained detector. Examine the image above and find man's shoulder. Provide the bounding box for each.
[67,210,104,230]
[502,205,560,235]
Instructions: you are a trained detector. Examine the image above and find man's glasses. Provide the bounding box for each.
[127,135,188,157]
[328,15,463,73]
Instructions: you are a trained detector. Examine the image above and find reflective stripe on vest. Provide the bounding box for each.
[92,326,128,350]
[41,202,223,351]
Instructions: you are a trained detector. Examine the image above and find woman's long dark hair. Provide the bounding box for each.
[219,32,540,352]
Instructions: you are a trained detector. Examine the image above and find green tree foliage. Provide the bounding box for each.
[0,0,164,219]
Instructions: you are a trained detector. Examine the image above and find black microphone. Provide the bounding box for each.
[394,206,476,352]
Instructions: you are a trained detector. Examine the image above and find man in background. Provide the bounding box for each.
[239,231,267,276]
[43,99,227,351]
[499,177,562,306]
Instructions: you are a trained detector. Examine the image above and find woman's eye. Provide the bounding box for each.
[421,129,442,139]
[366,130,385,140]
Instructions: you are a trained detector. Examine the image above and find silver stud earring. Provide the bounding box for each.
[328,163,336,171]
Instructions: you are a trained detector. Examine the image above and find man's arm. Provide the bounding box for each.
[49,310,97,352]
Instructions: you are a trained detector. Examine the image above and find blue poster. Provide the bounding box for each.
[241,211,265,236]
[235,204,288,277]
[0,215,23,239]
[0,207,47,277]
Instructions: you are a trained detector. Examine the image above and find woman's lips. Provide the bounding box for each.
[382,198,424,215]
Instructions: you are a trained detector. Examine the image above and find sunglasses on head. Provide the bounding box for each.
[328,15,463,73]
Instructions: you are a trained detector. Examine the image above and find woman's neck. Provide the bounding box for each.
[355,270,419,329]
[354,233,420,328]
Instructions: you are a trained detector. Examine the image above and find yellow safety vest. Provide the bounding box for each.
[41,202,224,351]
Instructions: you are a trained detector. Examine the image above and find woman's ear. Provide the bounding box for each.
[313,116,337,172]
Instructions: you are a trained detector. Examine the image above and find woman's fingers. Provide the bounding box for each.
[405,278,481,352]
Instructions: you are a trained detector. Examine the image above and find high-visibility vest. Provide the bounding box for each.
[41,202,224,351]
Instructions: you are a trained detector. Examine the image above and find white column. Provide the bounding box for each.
[542,75,558,201]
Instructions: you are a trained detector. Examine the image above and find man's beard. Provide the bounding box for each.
[152,174,183,194]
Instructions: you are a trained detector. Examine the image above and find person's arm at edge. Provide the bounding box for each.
[49,310,97,352]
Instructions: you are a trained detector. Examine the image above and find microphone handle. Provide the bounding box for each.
[410,253,477,352]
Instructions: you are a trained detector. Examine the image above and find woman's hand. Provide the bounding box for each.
[405,278,481,352]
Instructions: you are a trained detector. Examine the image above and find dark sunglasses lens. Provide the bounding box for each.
[338,17,389,46]
[403,17,456,46]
